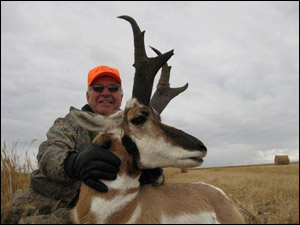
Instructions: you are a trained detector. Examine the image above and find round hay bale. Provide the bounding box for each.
[274,155,290,165]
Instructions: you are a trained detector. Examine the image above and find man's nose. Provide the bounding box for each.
[101,87,111,96]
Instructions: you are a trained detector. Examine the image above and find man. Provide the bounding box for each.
[1,65,163,224]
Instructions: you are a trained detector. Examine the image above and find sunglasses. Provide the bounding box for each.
[92,84,121,93]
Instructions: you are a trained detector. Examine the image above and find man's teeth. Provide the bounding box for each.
[100,100,112,103]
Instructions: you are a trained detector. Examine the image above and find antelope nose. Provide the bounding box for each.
[197,141,207,153]
[195,139,207,153]
[160,123,207,153]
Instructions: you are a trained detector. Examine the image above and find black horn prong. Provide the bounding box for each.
[118,15,174,106]
[149,46,189,114]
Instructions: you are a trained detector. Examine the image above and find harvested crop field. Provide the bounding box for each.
[164,163,299,224]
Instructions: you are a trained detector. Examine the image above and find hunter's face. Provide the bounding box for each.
[86,76,123,116]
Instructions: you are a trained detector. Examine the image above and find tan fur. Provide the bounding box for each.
[135,183,245,224]
[125,103,163,139]
[70,184,96,223]
[69,100,244,224]
[105,189,140,224]
[71,133,244,224]
[93,133,141,178]
[73,180,245,223]
[70,133,141,224]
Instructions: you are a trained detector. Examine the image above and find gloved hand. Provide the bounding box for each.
[139,168,164,186]
[64,141,121,192]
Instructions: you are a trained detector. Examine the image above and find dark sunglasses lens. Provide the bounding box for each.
[92,85,104,92]
[108,85,119,92]
[92,85,120,92]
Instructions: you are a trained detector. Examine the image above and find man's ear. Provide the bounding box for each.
[86,91,90,103]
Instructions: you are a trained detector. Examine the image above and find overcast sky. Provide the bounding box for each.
[1,1,299,169]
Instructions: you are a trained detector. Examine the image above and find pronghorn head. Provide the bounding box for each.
[70,98,206,170]
[71,15,207,174]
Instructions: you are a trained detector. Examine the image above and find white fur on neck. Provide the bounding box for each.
[90,174,140,223]
[90,191,138,223]
[101,173,140,191]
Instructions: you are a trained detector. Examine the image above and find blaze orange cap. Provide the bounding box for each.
[88,65,121,87]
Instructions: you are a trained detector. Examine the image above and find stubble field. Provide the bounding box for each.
[1,144,299,224]
[164,163,299,224]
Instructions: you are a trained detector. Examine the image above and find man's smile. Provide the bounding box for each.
[99,100,113,104]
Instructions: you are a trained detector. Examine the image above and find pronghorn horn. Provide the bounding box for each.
[118,15,174,106]
[149,46,189,114]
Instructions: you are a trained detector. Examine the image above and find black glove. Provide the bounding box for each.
[64,141,121,192]
[139,168,164,185]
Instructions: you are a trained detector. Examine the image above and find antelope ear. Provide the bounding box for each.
[69,106,111,132]
[69,107,124,132]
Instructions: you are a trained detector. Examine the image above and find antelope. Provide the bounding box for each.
[69,15,245,224]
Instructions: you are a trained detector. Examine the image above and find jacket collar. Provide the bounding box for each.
[81,104,94,113]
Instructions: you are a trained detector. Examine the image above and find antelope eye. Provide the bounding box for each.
[130,115,147,125]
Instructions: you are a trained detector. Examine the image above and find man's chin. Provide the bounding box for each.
[95,105,116,116]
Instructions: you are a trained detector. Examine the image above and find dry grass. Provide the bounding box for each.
[164,163,299,224]
[1,141,35,207]
[1,142,299,224]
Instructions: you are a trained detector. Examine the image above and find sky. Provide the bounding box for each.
[1,1,299,169]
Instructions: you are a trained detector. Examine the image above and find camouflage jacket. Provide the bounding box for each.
[30,104,98,205]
